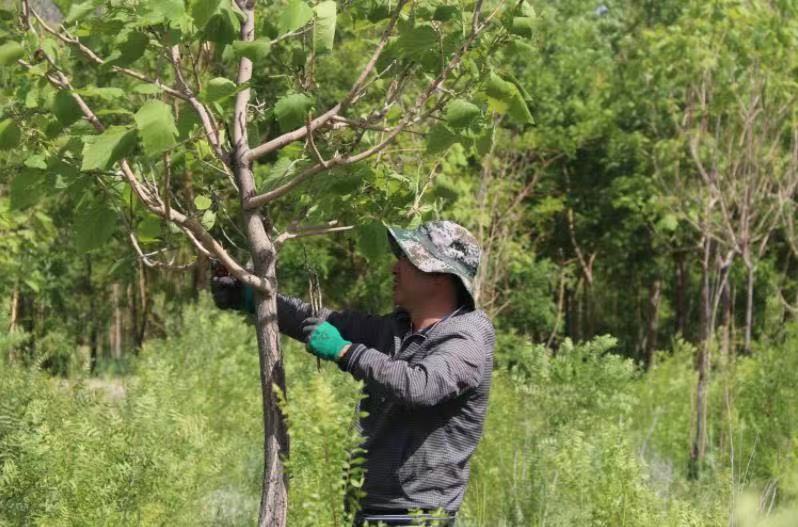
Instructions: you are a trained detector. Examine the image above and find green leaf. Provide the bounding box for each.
[446,99,481,129]
[137,214,162,242]
[426,124,459,154]
[76,86,125,100]
[313,1,337,53]
[475,126,494,156]
[356,222,388,263]
[23,278,41,293]
[134,100,178,157]
[397,25,438,61]
[176,109,201,140]
[203,4,239,45]
[194,195,212,210]
[274,93,312,132]
[144,0,190,30]
[105,31,149,67]
[131,83,163,95]
[201,209,216,229]
[231,39,271,62]
[279,0,313,34]
[433,5,458,21]
[0,119,21,150]
[52,91,84,126]
[24,154,47,170]
[75,202,117,252]
[657,213,679,232]
[190,0,222,29]
[65,1,99,24]
[81,126,138,171]
[0,41,24,66]
[511,17,534,38]
[200,77,237,102]
[10,170,47,209]
[485,72,533,125]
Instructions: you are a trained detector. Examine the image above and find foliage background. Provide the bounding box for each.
[2,0,798,525]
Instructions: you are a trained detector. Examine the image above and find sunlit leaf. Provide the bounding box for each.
[231,39,271,62]
[313,1,337,53]
[81,126,138,171]
[194,195,212,210]
[446,99,481,129]
[485,72,533,125]
[279,0,313,34]
[0,41,24,66]
[134,100,178,157]
[200,77,237,103]
[190,0,223,29]
[274,93,312,132]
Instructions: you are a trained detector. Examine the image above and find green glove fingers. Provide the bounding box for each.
[302,319,351,361]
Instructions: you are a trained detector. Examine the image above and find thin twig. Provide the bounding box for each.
[275,222,354,248]
[129,233,197,270]
[29,8,187,100]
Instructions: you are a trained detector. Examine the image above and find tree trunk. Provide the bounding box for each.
[643,278,662,370]
[718,275,731,366]
[135,260,149,350]
[564,285,574,343]
[8,286,19,362]
[743,262,755,355]
[85,258,98,373]
[689,238,712,479]
[111,283,122,360]
[674,252,687,338]
[9,286,18,333]
[235,162,289,525]
[583,279,594,339]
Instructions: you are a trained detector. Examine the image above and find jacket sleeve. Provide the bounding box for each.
[337,331,486,407]
[277,294,396,350]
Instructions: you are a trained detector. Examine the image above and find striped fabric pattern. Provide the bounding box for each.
[277,295,495,513]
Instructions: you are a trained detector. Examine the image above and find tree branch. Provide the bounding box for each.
[29,8,187,101]
[168,45,228,165]
[274,221,354,247]
[128,233,197,270]
[21,51,269,294]
[246,0,410,162]
[244,2,496,210]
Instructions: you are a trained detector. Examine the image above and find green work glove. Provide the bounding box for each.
[301,317,351,361]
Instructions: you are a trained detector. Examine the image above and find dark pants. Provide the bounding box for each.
[354,509,456,526]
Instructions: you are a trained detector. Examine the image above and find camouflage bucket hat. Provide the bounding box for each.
[386,220,481,306]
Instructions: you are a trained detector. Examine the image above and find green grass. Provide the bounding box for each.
[1,296,797,526]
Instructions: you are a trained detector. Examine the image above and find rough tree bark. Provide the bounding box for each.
[230,5,289,523]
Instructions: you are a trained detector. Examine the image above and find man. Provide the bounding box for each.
[211,221,495,526]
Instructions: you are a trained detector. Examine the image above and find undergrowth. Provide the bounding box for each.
[1,296,797,526]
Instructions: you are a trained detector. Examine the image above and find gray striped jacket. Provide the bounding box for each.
[277,295,495,513]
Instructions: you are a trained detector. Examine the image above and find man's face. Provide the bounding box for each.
[392,255,436,308]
